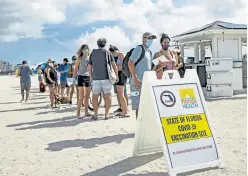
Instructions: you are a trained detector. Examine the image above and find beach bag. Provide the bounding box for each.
[40,82,46,92]
[106,50,117,84]
[122,45,146,77]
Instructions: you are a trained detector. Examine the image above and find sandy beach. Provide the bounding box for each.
[0,75,246,176]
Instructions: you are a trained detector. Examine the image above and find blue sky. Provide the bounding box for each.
[0,0,246,65]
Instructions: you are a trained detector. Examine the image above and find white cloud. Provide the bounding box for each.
[76,26,133,52]
[0,0,246,49]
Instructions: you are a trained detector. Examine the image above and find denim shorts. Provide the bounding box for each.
[130,81,142,110]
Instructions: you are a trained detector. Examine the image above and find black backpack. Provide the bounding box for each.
[122,45,148,77]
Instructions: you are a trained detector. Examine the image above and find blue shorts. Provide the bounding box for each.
[130,79,141,110]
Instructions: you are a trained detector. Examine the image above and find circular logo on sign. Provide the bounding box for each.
[160,91,176,107]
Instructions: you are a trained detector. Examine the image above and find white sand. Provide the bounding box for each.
[0,76,246,176]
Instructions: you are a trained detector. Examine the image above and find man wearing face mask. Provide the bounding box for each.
[128,32,157,118]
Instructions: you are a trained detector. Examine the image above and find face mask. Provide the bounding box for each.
[145,40,153,48]
[162,44,169,50]
[48,63,53,67]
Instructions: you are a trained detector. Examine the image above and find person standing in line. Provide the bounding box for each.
[45,59,58,108]
[88,38,118,120]
[54,63,61,95]
[37,65,43,90]
[17,60,32,102]
[128,32,157,119]
[73,45,92,119]
[68,56,77,104]
[109,45,130,118]
[59,58,69,97]
[152,33,182,79]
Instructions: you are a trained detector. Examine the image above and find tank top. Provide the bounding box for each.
[45,67,57,84]
[78,57,89,76]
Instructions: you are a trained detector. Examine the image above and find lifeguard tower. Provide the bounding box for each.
[172,21,247,97]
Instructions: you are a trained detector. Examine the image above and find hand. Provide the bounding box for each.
[158,60,167,67]
[134,77,141,89]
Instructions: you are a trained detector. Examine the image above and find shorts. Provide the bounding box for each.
[21,82,31,91]
[116,71,127,86]
[114,84,127,95]
[92,80,112,95]
[38,76,42,81]
[60,80,68,88]
[77,75,91,87]
[130,79,142,110]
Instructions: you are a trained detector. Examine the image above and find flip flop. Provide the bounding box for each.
[119,114,130,118]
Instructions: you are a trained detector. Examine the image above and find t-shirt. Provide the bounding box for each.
[58,64,69,81]
[129,45,152,81]
[20,65,31,84]
[88,49,114,80]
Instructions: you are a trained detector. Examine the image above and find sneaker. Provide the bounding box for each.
[114,108,122,113]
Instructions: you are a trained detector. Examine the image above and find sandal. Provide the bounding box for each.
[119,114,130,118]
[91,116,98,120]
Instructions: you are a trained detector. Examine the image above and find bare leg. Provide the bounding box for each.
[25,91,30,101]
[76,86,79,104]
[103,93,112,119]
[66,87,70,98]
[92,94,99,118]
[76,87,85,118]
[21,90,24,101]
[49,87,55,107]
[117,85,128,116]
[84,87,91,116]
[61,87,65,97]
[125,94,129,106]
[69,85,74,102]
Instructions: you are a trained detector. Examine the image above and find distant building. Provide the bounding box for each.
[0,60,15,72]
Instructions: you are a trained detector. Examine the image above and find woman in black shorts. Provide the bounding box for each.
[109,45,130,117]
[73,44,91,119]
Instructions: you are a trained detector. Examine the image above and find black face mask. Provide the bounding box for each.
[98,44,105,48]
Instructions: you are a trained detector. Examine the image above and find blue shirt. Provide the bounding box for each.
[129,45,152,81]
[59,64,69,81]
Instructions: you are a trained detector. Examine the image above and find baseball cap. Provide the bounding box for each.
[72,55,77,60]
[143,32,157,39]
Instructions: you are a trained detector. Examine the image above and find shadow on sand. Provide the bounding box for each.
[7,114,115,130]
[82,152,167,176]
[46,133,134,151]
[0,105,49,113]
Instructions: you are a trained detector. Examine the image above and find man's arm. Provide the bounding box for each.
[88,53,93,81]
[128,46,142,80]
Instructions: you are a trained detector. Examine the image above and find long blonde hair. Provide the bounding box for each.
[76,44,90,59]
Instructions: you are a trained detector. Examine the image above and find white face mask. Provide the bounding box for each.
[48,63,53,67]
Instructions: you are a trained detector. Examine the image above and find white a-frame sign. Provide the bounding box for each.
[133,69,222,176]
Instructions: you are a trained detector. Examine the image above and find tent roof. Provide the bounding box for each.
[172,21,247,39]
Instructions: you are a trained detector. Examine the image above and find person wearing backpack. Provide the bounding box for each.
[45,59,58,108]
[109,45,130,118]
[127,32,157,118]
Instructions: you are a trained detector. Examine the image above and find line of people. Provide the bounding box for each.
[17,32,184,120]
